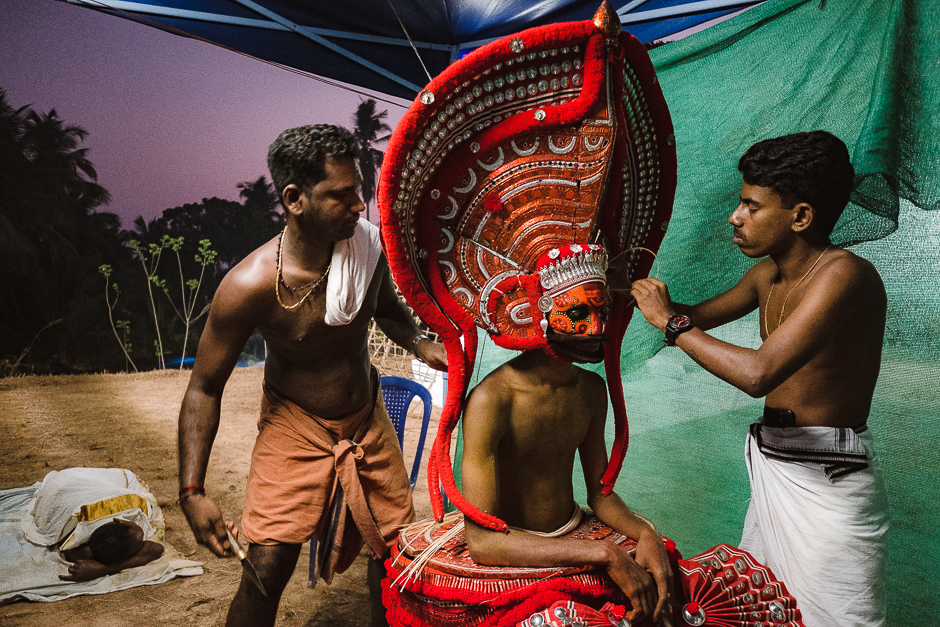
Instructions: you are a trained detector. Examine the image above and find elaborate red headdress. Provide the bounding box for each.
[378,2,676,532]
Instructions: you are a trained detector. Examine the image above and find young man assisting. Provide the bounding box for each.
[460,246,675,625]
[177,125,446,627]
[631,131,889,627]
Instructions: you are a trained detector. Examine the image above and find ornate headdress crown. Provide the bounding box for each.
[379,2,676,532]
[537,244,608,295]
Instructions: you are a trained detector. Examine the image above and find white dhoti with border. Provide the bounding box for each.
[741,423,888,627]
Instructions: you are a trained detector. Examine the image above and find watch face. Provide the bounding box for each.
[671,315,691,329]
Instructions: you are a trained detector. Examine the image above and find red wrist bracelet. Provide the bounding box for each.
[178,485,205,500]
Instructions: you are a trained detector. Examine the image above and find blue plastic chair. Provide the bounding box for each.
[380,375,433,489]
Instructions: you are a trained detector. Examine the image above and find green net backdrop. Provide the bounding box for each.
[454,0,940,624]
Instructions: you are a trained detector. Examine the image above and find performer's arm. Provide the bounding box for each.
[461,380,660,623]
[633,257,875,397]
[579,374,674,623]
[59,541,164,582]
[178,271,255,556]
[372,254,447,370]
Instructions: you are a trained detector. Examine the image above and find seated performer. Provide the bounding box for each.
[379,4,806,627]
[22,467,164,582]
[461,245,674,625]
[377,4,685,625]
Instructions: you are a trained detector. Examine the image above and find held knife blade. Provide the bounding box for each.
[226,527,267,597]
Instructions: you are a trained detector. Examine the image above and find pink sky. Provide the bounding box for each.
[1,0,411,227]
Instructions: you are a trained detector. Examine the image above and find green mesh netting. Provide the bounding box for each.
[455,0,940,624]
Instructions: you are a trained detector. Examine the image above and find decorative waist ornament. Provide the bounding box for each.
[378,1,677,532]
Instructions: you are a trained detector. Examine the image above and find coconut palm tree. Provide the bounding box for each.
[0,93,116,370]
[351,99,391,221]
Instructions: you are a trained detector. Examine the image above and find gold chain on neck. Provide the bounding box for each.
[764,245,832,336]
[275,226,332,311]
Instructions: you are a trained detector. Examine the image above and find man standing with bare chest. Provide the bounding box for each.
[177,125,447,627]
[631,131,889,627]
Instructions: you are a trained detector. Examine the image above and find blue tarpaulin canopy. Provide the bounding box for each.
[63,0,761,100]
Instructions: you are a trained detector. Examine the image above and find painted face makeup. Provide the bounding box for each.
[545,280,609,336]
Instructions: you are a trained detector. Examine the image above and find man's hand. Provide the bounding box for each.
[416,340,448,372]
[59,559,111,582]
[181,493,234,557]
[603,541,658,623]
[630,277,676,331]
[634,528,676,625]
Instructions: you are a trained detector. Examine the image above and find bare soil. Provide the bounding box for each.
[0,368,439,627]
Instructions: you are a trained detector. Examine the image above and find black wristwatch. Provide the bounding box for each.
[663,314,693,347]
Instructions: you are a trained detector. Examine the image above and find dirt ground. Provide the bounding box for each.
[0,367,439,627]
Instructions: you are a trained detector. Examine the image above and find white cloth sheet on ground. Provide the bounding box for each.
[324,217,382,326]
[1,477,202,605]
[741,426,889,627]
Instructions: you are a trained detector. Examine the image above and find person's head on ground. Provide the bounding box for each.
[268,125,365,241]
[87,519,146,565]
[735,130,855,247]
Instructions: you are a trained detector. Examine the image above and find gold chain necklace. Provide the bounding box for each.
[764,245,832,336]
[275,226,332,311]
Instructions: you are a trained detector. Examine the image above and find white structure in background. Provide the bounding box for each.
[411,359,446,407]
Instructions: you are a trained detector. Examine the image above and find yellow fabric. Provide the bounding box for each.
[78,493,149,523]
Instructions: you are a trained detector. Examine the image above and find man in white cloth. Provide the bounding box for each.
[178,124,447,627]
[631,131,889,627]
[22,467,164,582]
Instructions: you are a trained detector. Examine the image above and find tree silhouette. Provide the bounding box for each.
[351,99,390,221]
[0,90,120,370]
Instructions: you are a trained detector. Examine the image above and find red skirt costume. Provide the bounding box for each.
[383,514,804,627]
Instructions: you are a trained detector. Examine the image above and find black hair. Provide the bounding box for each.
[87,521,140,566]
[267,124,359,204]
[738,130,855,237]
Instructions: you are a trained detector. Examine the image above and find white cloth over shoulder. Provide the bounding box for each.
[324,218,382,326]
[741,427,889,627]
[21,467,157,551]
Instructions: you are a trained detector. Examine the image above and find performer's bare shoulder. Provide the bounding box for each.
[208,236,280,332]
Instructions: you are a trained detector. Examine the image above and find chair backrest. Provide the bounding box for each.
[380,376,433,489]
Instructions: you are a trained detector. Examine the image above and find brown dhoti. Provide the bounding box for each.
[241,369,415,583]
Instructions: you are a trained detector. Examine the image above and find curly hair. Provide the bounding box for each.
[88,521,140,566]
[738,130,855,237]
[267,124,359,204]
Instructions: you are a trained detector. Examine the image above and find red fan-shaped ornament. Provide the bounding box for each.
[676,544,805,627]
